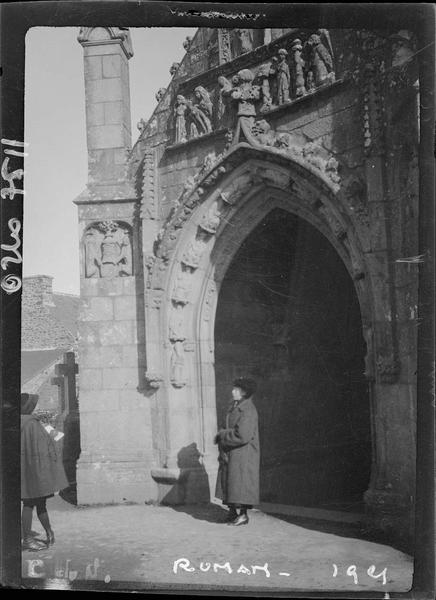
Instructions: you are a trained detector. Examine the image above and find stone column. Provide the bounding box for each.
[360,43,416,546]
[74,27,155,504]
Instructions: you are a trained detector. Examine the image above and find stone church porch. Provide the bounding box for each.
[22,496,413,593]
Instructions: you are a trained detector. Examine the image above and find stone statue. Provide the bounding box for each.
[390,30,414,68]
[181,232,208,268]
[170,62,180,77]
[169,302,186,342]
[223,68,261,145]
[170,341,187,387]
[137,118,146,133]
[200,201,221,233]
[155,87,166,102]
[306,32,335,87]
[252,119,275,146]
[258,62,275,112]
[290,39,307,97]
[235,29,254,54]
[276,49,291,104]
[174,95,188,143]
[183,36,193,51]
[172,266,192,304]
[190,86,213,135]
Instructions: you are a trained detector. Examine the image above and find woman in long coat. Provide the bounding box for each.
[21,393,69,550]
[214,378,260,526]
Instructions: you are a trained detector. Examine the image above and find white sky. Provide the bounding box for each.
[24,26,197,294]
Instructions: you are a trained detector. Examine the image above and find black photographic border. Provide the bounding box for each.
[0,2,434,596]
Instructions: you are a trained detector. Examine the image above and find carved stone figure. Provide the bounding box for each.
[84,228,102,278]
[137,118,146,133]
[290,39,307,97]
[200,201,221,233]
[302,141,326,172]
[306,32,335,87]
[276,49,291,104]
[169,302,186,342]
[252,119,276,146]
[84,221,133,279]
[221,69,260,146]
[325,156,341,184]
[190,86,213,135]
[155,87,166,102]
[172,266,192,304]
[183,36,193,51]
[258,62,275,112]
[235,29,254,54]
[181,231,208,268]
[170,341,187,387]
[170,62,180,76]
[390,30,414,68]
[174,95,188,143]
[99,221,132,278]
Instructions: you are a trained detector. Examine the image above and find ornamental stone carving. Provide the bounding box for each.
[174,95,188,143]
[172,265,193,304]
[169,302,186,342]
[155,87,166,102]
[235,29,254,54]
[145,370,163,389]
[84,221,133,278]
[306,31,335,88]
[170,62,180,76]
[275,49,291,104]
[188,86,213,137]
[181,231,208,269]
[170,341,187,387]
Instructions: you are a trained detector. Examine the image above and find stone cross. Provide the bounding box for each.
[51,351,79,415]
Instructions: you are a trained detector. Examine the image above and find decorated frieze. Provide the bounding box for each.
[171,30,337,146]
[83,220,133,279]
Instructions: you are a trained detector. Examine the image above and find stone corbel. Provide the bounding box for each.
[145,370,164,389]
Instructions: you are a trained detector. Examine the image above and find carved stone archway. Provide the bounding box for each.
[145,144,403,523]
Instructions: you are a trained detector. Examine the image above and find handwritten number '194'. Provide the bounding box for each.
[332,564,387,586]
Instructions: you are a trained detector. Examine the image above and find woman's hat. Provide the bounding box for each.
[233,378,257,398]
[21,393,39,415]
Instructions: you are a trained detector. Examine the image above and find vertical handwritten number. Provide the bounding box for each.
[346,565,359,585]
[367,565,387,585]
[1,274,22,294]
[1,157,24,199]
[1,140,26,294]
[1,218,22,269]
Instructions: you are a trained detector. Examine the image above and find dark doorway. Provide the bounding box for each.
[214,208,371,511]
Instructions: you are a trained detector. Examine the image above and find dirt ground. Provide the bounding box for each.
[21,495,413,594]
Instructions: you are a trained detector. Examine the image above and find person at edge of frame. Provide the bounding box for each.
[21,393,69,551]
[214,377,260,526]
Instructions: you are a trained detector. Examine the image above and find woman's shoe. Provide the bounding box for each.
[46,530,55,546]
[225,509,238,523]
[229,513,249,526]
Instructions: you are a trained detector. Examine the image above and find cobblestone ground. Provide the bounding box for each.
[21,496,413,594]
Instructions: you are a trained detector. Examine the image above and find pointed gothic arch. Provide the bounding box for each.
[144,144,385,511]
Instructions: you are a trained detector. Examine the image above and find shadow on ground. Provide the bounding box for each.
[169,502,229,523]
[264,512,412,555]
